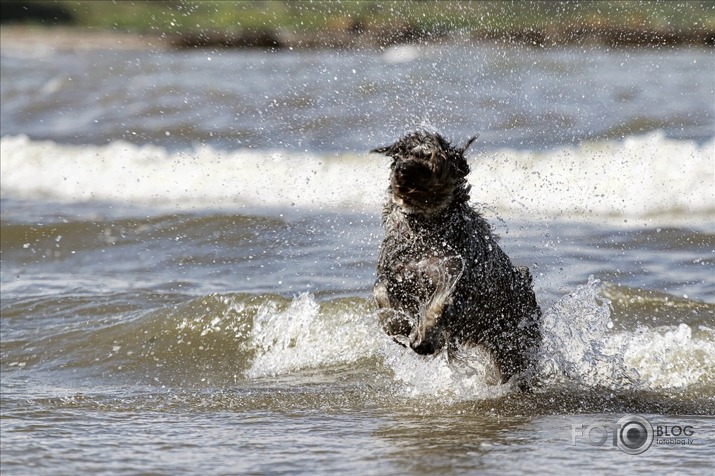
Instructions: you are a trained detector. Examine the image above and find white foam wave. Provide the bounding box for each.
[621,323,715,389]
[0,135,386,214]
[242,285,714,401]
[540,277,715,390]
[245,293,510,402]
[246,294,380,378]
[1,132,713,224]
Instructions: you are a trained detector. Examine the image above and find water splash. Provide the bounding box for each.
[238,284,714,400]
[621,323,715,389]
[246,293,380,378]
[381,344,510,402]
[539,277,715,391]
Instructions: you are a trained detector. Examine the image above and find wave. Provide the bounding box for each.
[540,278,715,391]
[2,132,713,224]
[4,280,714,405]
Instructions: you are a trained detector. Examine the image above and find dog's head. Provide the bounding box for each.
[372,131,477,216]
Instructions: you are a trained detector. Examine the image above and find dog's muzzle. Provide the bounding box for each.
[392,160,432,189]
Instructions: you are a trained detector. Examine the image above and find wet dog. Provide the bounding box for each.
[372,131,541,388]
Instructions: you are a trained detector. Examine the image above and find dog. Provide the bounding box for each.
[372,131,542,388]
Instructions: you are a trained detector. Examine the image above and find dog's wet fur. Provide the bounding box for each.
[372,131,542,389]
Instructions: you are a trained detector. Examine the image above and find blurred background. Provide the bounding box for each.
[2,0,713,48]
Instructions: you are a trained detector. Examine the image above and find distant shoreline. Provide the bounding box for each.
[3,0,714,52]
[0,26,165,54]
[1,24,713,55]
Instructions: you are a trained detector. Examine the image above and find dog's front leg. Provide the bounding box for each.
[409,256,464,354]
[374,279,413,347]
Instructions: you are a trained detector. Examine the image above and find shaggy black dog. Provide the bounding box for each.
[372,131,542,388]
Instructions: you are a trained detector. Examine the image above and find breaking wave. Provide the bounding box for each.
[5,280,713,405]
[2,132,713,224]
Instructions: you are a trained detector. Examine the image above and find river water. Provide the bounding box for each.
[1,35,714,474]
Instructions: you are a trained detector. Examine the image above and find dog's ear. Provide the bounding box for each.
[370,144,393,155]
[458,134,479,154]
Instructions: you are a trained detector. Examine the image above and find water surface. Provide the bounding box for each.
[2,37,714,474]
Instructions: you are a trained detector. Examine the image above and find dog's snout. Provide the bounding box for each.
[394,160,432,186]
[394,160,415,175]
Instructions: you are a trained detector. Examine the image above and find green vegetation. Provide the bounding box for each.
[2,1,713,46]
